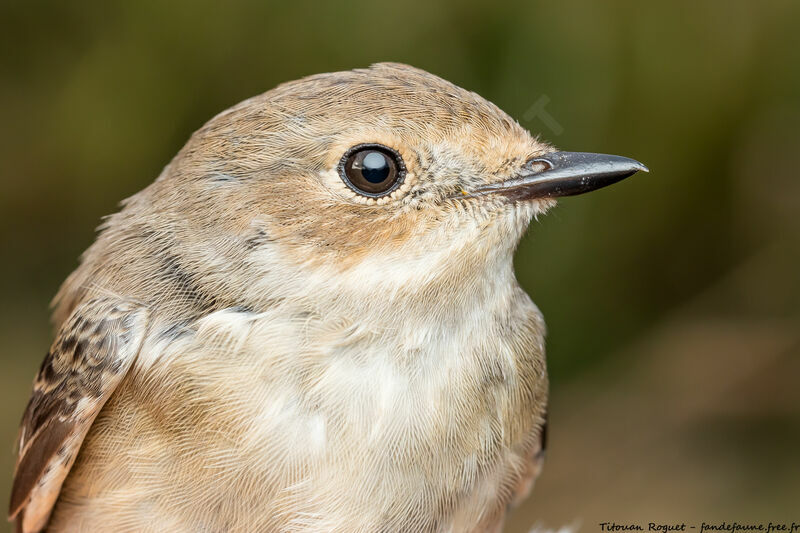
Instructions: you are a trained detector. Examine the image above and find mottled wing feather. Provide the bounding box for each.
[9,298,148,533]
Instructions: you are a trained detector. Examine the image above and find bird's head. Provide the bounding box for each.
[60,63,645,320]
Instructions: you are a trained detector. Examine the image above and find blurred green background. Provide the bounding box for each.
[2,0,799,530]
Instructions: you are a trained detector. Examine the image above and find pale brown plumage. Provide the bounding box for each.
[10,63,557,532]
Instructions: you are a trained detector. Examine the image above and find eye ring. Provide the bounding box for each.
[338,143,407,198]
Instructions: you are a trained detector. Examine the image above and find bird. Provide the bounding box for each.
[8,62,646,533]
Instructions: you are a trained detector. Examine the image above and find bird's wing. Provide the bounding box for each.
[512,413,548,504]
[485,414,547,532]
[9,298,149,533]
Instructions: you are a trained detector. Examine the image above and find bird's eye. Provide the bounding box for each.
[339,144,406,197]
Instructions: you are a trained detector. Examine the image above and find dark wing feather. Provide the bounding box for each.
[9,298,148,533]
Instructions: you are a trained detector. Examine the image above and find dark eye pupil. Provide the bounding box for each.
[340,144,406,197]
[361,152,390,183]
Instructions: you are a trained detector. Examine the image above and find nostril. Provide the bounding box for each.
[525,158,552,174]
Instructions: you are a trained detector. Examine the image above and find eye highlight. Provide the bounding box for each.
[338,144,406,197]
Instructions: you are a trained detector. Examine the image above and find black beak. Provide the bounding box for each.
[473,151,648,201]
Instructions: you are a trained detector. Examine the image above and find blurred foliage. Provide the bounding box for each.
[1,0,799,530]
